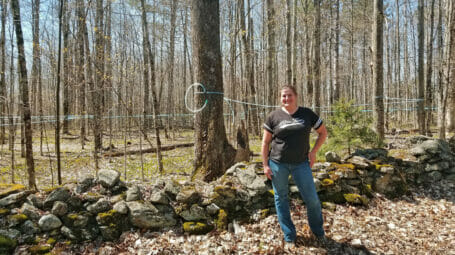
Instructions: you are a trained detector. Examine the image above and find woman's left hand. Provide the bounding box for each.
[308,151,317,168]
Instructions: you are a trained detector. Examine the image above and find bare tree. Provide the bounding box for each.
[0,0,5,145]
[426,0,436,135]
[285,0,292,85]
[11,0,37,190]
[77,0,86,149]
[266,0,276,105]
[191,0,236,182]
[62,0,70,134]
[373,0,384,140]
[313,0,321,113]
[417,0,425,134]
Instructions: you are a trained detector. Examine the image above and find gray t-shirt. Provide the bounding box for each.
[263,107,323,163]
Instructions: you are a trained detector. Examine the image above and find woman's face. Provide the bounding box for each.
[281,88,296,107]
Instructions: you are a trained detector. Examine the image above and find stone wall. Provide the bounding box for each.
[1,136,454,253]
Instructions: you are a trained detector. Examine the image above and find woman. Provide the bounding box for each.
[261,85,328,245]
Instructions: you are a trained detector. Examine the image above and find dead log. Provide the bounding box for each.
[102,142,194,157]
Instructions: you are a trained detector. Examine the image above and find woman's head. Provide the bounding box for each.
[280,85,298,108]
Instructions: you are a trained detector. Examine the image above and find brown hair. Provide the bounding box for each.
[280,85,297,95]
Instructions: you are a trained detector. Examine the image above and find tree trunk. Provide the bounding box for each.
[62,0,70,134]
[446,0,455,133]
[313,0,321,114]
[417,0,425,134]
[266,0,276,106]
[292,0,297,88]
[0,0,6,145]
[426,0,436,136]
[437,0,446,139]
[334,0,340,102]
[94,0,104,168]
[140,0,164,173]
[77,0,86,149]
[191,0,236,182]
[285,0,292,85]
[11,0,37,190]
[373,0,384,140]
[166,0,178,138]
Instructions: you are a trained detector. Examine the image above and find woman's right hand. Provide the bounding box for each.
[263,165,273,180]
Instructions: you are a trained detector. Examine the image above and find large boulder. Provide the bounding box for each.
[177,204,209,221]
[38,214,62,231]
[97,169,120,188]
[0,191,30,208]
[126,185,142,202]
[43,187,71,208]
[126,201,176,229]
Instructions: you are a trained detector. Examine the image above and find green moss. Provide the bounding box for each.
[0,183,26,198]
[46,238,56,246]
[42,185,63,193]
[9,213,28,224]
[67,213,79,220]
[183,222,214,235]
[28,244,52,254]
[260,209,270,219]
[64,241,71,245]
[97,210,120,226]
[214,185,236,198]
[321,178,334,186]
[0,235,17,250]
[374,163,393,171]
[268,189,274,196]
[343,193,369,205]
[322,202,337,211]
[330,163,355,170]
[215,209,228,230]
[0,208,9,216]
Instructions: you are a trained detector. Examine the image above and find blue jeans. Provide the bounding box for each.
[269,159,324,242]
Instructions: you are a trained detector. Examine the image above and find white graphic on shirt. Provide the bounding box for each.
[278,119,304,130]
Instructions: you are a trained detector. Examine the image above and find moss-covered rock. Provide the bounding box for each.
[343,193,369,206]
[28,244,52,254]
[215,209,228,230]
[0,234,17,254]
[0,208,9,216]
[96,209,121,226]
[321,178,334,187]
[0,183,26,199]
[322,202,337,211]
[8,213,28,227]
[99,224,120,241]
[183,222,214,235]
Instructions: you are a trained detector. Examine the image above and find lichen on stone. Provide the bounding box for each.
[343,193,369,205]
[215,209,228,230]
[183,221,214,235]
[0,183,26,198]
[321,178,334,186]
[28,244,52,254]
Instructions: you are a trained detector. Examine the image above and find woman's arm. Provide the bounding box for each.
[308,124,328,168]
[262,130,273,180]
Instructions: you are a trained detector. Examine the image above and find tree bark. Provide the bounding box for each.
[285,0,292,85]
[77,0,86,149]
[313,0,321,114]
[62,0,70,134]
[191,0,236,182]
[266,0,276,106]
[94,0,104,167]
[417,0,425,134]
[0,0,6,145]
[334,0,340,102]
[426,0,436,136]
[11,0,37,190]
[373,0,384,140]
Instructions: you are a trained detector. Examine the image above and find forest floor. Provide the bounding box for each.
[2,129,455,254]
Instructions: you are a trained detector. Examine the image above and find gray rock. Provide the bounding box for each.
[20,220,40,235]
[26,194,44,209]
[445,167,455,174]
[20,203,40,221]
[411,139,451,157]
[374,174,394,194]
[51,201,68,216]
[446,174,455,182]
[353,148,388,160]
[380,166,395,174]
[38,214,62,231]
[44,188,71,208]
[76,177,95,194]
[126,201,177,229]
[427,171,442,182]
[87,198,111,214]
[314,178,322,192]
[61,226,79,240]
[150,191,169,205]
[315,171,329,180]
[176,186,201,204]
[407,135,432,145]
[425,162,450,172]
[97,169,120,188]
[0,229,21,239]
[113,201,128,214]
[236,164,268,194]
[0,191,30,207]
[225,162,248,175]
[346,156,372,169]
[164,179,181,198]
[99,225,120,241]
[206,203,220,215]
[126,185,142,202]
[178,204,209,221]
[325,151,341,163]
